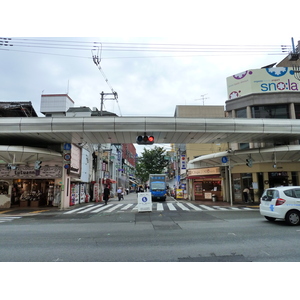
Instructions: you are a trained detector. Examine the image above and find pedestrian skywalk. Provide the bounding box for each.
[63,202,258,214]
[0,216,22,224]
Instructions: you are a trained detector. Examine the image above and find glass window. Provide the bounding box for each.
[236,108,247,118]
[251,105,289,119]
[239,143,250,150]
[295,104,300,119]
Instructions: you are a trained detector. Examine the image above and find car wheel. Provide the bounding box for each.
[265,216,276,222]
[285,210,300,226]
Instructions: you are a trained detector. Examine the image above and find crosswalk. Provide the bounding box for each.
[63,202,257,214]
[0,216,22,224]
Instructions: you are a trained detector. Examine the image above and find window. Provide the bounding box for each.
[251,105,289,119]
[236,108,247,118]
[295,104,300,119]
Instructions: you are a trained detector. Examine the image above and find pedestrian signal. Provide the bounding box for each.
[136,135,155,145]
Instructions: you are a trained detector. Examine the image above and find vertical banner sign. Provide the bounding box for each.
[181,155,186,170]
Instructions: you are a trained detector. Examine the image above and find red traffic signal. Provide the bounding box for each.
[136,135,154,145]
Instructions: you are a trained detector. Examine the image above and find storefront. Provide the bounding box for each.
[187,167,223,201]
[0,165,62,208]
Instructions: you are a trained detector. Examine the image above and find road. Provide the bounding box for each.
[0,193,299,262]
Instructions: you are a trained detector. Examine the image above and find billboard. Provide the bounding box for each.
[226,67,300,100]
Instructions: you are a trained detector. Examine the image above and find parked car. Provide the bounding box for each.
[260,186,300,225]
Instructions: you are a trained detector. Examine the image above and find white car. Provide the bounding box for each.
[260,186,300,226]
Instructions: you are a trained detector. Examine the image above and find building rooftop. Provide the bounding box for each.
[0,101,38,117]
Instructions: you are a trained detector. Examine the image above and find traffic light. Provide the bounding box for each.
[136,135,155,145]
[246,158,253,168]
[34,160,42,170]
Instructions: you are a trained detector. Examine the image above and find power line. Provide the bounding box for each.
[1,37,291,57]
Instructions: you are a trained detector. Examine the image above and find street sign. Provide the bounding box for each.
[221,156,228,163]
[63,143,72,151]
[137,192,152,212]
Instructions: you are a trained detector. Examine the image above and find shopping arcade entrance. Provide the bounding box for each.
[2,116,300,208]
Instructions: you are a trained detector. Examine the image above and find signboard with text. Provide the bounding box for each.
[227,67,300,100]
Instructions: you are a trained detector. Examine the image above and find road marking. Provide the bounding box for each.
[62,202,258,214]
[121,204,134,210]
[64,204,94,214]
[0,216,22,223]
[77,205,103,214]
[104,204,123,212]
[177,203,189,211]
[157,203,164,211]
[186,203,203,211]
[213,206,228,211]
[199,205,215,211]
[167,203,177,211]
[90,204,113,213]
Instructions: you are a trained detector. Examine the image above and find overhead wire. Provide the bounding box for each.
[0,37,292,117]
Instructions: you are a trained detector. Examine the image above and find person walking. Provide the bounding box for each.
[117,187,123,201]
[243,187,250,203]
[103,185,110,205]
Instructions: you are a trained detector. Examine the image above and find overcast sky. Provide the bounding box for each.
[1,1,300,154]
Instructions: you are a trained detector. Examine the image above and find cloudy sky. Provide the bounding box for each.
[1,1,300,155]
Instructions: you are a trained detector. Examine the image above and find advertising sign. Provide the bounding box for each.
[227,67,300,100]
[137,192,152,212]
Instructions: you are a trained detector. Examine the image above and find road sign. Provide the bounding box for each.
[63,143,72,151]
[137,192,152,212]
[221,156,228,163]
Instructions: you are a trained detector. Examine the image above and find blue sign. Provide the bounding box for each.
[142,197,148,203]
[64,143,72,151]
[221,156,228,163]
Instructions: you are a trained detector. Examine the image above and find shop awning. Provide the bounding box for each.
[188,145,300,168]
[0,145,62,165]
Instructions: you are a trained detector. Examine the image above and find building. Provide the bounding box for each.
[188,64,300,204]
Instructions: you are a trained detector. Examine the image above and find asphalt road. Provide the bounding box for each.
[1,195,299,262]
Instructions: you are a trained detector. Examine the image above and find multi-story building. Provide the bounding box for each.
[187,63,300,204]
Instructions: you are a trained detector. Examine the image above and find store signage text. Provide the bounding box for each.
[261,79,299,92]
[188,167,220,176]
[0,166,62,178]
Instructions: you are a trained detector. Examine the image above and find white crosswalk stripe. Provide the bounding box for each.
[177,203,190,211]
[167,203,177,211]
[157,203,164,211]
[0,216,22,224]
[199,205,216,211]
[186,203,203,211]
[63,203,258,214]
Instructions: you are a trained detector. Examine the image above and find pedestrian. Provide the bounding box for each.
[103,185,110,205]
[117,187,123,201]
[243,187,250,203]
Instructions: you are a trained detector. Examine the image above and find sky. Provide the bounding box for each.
[1,1,300,156]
